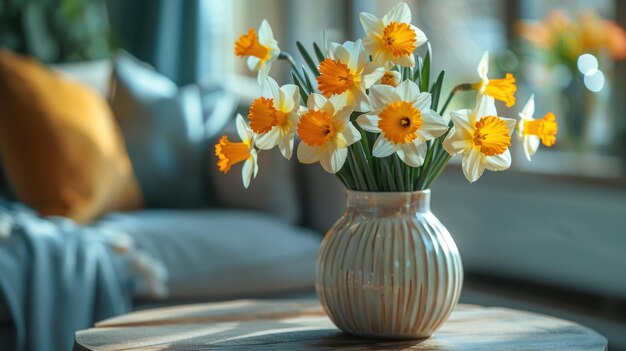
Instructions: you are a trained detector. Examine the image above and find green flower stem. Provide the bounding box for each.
[381,159,397,192]
[439,83,470,115]
[392,156,405,192]
[353,143,378,191]
[416,141,436,189]
[347,148,368,191]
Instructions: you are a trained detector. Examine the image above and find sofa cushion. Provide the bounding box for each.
[0,50,143,223]
[98,209,320,299]
[109,51,236,208]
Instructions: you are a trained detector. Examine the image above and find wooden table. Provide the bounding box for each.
[74,299,607,350]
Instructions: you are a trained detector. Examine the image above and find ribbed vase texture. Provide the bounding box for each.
[316,190,463,339]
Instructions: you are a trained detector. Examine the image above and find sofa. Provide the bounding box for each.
[0,52,345,351]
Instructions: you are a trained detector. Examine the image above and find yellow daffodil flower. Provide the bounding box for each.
[470,52,517,107]
[234,20,280,83]
[356,80,448,167]
[248,77,300,160]
[215,114,258,188]
[360,2,427,68]
[516,95,558,161]
[296,94,361,173]
[443,96,516,183]
[316,39,385,112]
[378,70,402,87]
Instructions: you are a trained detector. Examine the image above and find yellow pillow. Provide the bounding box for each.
[0,50,143,223]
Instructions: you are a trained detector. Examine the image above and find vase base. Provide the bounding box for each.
[343,330,432,341]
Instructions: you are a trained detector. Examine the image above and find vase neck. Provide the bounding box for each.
[345,190,431,215]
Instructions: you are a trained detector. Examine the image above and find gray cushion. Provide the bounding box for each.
[98,209,320,299]
[109,51,236,208]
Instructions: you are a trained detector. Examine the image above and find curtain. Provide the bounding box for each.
[107,0,231,85]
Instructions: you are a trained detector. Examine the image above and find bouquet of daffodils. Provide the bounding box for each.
[216,3,558,190]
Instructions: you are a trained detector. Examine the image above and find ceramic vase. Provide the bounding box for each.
[316,190,463,339]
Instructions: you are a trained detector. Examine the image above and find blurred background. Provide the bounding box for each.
[1,0,626,350]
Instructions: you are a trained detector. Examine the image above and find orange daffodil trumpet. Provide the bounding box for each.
[296,94,361,173]
[471,52,517,107]
[443,96,516,183]
[360,2,427,68]
[215,115,258,188]
[222,2,556,190]
[234,20,280,83]
[356,80,448,167]
[249,77,300,159]
[516,95,558,161]
[316,40,385,111]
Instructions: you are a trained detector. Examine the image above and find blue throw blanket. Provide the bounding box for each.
[0,201,167,351]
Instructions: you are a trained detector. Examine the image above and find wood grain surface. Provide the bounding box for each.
[73,299,607,350]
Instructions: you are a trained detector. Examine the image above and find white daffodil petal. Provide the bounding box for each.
[397,141,426,167]
[395,54,415,67]
[319,144,348,173]
[524,136,541,161]
[412,25,428,47]
[278,133,294,160]
[474,95,498,120]
[362,64,386,88]
[484,149,511,171]
[351,85,372,112]
[307,93,328,111]
[343,123,362,145]
[236,114,250,141]
[443,126,472,156]
[255,127,280,150]
[333,106,353,126]
[501,117,517,135]
[242,157,254,189]
[520,94,535,120]
[414,92,431,112]
[297,142,319,164]
[247,56,261,71]
[419,110,449,140]
[395,80,420,101]
[257,63,271,84]
[258,20,274,44]
[329,94,349,114]
[372,134,396,158]
[462,147,485,183]
[356,114,381,133]
[330,42,352,65]
[370,85,396,110]
[360,12,384,34]
[449,109,474,136]
[477,51,489,80]
[279,84,299,112]
[262,76,280,100]
[384,2,411,24]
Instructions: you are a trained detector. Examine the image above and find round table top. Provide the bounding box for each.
[74,298,607,351]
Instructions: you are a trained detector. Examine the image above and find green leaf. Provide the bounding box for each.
[291,71,309,103]
[297,41,320,76]
[413,54,422,83]
[301,65,315,92]
[381,159,397,192]
[313,42,325,62]
[430,70,445,111]
[420,44,431,93]
[392,156,405,192]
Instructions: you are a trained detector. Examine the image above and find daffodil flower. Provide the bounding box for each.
[470,52,517,107]
[248,77,300,160]
[296,94,362,173]
[234,20,280,83]
[316,40,385,112]
[516,95,558,161]
[360,2,428,68]
[356,80,448,167]
[378,70,402,87]
[443,96,516,183]
[215,114,259,188]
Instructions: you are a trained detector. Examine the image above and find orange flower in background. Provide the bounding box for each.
[517,10,626,62]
